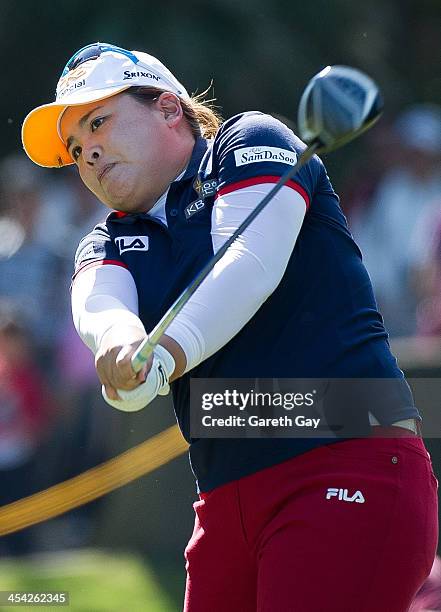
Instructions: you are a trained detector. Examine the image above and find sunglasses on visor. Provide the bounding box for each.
[61,43,140,76]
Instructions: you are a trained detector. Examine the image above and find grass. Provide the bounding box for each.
[0,549,179,612]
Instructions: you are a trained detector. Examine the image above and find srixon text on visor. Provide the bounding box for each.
[123,71,160,81]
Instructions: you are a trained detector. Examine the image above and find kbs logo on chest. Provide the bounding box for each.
[185,199,205,219]
[115,236,149,255]
[234,146,297,167]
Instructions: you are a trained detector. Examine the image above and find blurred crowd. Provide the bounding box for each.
[344,103,441,337]
[0,156,107,555]
[0,103,440,578]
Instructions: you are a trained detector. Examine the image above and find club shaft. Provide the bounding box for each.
[131,142,320,372]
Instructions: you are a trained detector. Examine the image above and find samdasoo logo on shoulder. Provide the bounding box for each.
[234,146,297,167]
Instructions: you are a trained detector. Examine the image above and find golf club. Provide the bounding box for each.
[131,64,383,373]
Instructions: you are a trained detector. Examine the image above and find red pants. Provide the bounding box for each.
[184,430,438,612]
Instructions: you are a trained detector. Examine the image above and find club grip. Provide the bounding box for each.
[131,337,156,373]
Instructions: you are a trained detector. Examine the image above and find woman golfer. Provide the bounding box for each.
[22,43,438,611]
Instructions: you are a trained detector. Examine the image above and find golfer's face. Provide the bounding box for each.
[60,94,169,212]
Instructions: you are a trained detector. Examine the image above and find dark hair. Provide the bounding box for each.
[126,86,222,139]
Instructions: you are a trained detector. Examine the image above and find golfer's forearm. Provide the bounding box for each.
[71,266,186,381]
[71,264,144,354]
[165,184,306,373]
[160,335,187,381]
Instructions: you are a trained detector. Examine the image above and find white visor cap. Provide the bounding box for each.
[22,43,189,167]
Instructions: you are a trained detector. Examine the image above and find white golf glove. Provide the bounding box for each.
[102,345,175,412]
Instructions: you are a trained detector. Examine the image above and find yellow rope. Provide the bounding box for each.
[0,425,189,536]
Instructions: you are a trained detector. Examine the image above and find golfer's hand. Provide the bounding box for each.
[100,344,176,413]
[95,325,151,401]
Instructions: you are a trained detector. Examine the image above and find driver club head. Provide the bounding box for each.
[297,65,384,154]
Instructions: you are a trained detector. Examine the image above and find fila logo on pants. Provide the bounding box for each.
[326,488,365,503]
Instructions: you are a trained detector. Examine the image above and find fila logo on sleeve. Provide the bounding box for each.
[115,236,149,255]
[326,488,365,503]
